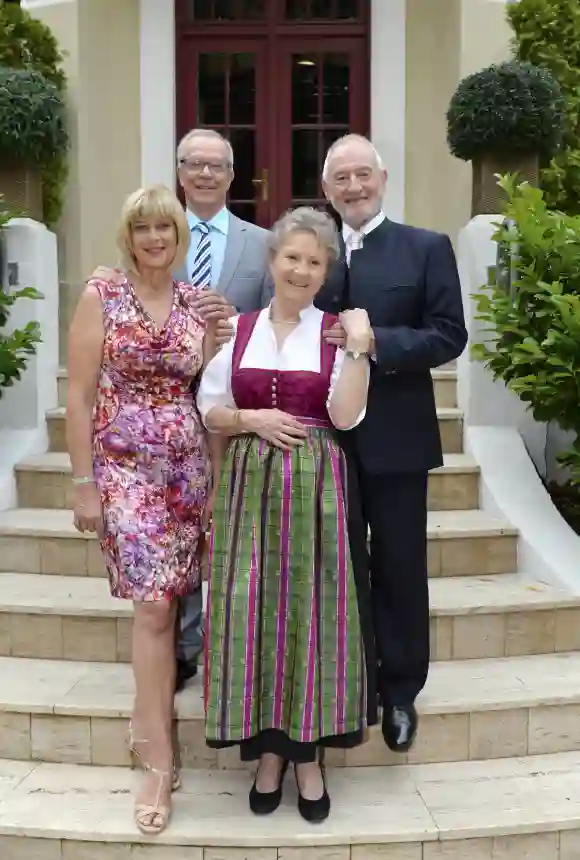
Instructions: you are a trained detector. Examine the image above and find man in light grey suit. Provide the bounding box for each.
[174,128,271,691]
[174,128,272,315]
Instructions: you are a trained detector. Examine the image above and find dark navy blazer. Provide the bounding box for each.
[315,218,468,474]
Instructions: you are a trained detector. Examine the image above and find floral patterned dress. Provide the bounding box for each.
[90,276,210,602]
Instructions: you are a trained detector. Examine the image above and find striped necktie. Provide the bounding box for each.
[191,221,212,287]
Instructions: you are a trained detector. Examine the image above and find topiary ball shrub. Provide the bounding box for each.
[0,66,68,164]
[447,60,566,163]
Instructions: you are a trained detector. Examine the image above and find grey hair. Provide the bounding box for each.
[269,206,340,261]
[176,128,234,167]
[322,133,383,180]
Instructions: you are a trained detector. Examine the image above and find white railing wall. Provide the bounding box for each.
[457,215,580,591]
[0,218,59,509]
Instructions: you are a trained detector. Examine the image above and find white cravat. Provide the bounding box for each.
[345,231,363,265]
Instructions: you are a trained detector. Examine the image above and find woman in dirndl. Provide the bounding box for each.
[196,206,375,824]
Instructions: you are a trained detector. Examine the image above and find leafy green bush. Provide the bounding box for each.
[447,60,565,162]
[473,175,580,480]
[0,66,68,163]
[508,0,580,213]
[0,200,42,399]
[0,1,68,226]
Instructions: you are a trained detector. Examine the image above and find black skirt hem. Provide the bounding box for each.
[207,727,366,763]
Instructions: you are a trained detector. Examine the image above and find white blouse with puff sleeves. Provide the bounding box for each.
[196,304,368,431]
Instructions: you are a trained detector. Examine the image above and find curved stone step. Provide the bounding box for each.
[3,652,580,768]
[0,508,518,578]
[0,753,578,857]
[15,452,480,512]
[0,573,576,663]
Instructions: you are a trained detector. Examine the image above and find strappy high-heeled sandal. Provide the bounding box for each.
[129,721,181,791]
[128,723,173,835]
[133,762,172,835]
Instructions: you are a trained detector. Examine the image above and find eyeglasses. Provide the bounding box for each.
[178,158,231,176]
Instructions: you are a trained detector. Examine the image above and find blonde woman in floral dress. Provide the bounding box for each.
[66,185,223,836]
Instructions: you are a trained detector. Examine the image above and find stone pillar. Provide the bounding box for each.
[27,0,141,362]
[404,0,512,242]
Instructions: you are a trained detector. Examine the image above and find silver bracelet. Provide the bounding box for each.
[72,476,96,485]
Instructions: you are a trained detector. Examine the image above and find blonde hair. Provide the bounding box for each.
[117,185,190,272]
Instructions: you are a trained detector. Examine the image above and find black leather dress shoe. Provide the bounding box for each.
[382,704,418,752]
[175,660,198,694]
[249,760,289,815]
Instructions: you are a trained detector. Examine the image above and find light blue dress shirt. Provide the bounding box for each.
[186,206,230,287]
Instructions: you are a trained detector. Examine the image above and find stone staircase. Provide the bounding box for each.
[1,367,580,858]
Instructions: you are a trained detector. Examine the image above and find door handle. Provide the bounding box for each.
[252,168,269,203]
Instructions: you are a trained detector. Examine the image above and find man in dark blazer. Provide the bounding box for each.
[317,134,468,752]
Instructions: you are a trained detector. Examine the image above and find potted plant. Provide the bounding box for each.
[0,198,42,398]
[0,66,68,222]
[446,61,566,216]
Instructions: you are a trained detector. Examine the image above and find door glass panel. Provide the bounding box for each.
[229,54,256,124]
[196,52,259,223]
[229,202,256,223]
[198,54,226,124]
[289,52,351,208]
[285,0,362,19]
[229,128,255,198]
[188,0,266,20]
[311,0,332,17]
[323,54,349,124]
[292,56,318,124]
[292,130,319,199]
[336,0,359,18]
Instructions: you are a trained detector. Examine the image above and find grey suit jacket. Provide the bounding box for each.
[174,212,272,312]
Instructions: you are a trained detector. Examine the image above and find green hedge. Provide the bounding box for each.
[0,1,68,226]
[508,0,580,214]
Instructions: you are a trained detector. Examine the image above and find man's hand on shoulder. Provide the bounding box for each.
[191,288,235,323]
[215,317,235,347]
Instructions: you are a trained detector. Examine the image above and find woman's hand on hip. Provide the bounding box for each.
[73,483,104,538]
[243,409,308,450]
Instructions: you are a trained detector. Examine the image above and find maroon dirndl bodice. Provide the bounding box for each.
[230,310,338,425]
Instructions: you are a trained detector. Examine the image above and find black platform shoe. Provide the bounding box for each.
[294,759,330,823]
[249,759,289,815]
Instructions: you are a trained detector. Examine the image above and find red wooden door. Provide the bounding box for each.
[179,38,271,225]
[276,37,368,214]
[176,1,370,226]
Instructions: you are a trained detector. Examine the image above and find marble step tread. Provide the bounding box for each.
[0,571,574,620]
[0,506,515,540]
[2,572,577,664]
[1,752,580,853]
[14,450,479,475]
[3,651,580,719]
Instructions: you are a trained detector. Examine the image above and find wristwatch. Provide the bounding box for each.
[344,348,368,361]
